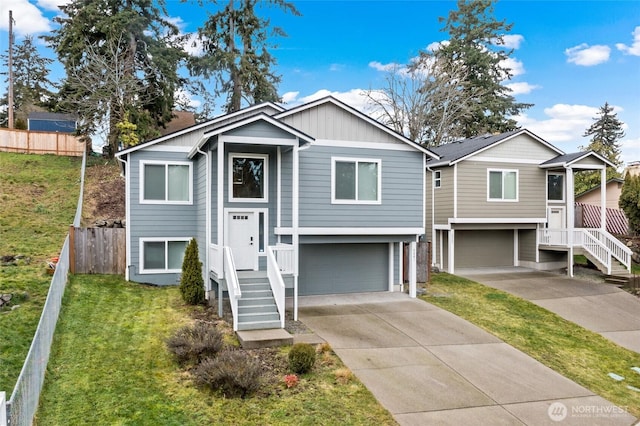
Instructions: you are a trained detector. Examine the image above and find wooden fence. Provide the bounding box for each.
[403,241,432,283]
[69,226,126,275]
[0,128,85,156]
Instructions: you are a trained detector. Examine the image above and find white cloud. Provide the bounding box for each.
[565,43,611,66]
[426,40,448,52]
[284,89,375,115]
[620,137,640,166]
[616,26,640,56]
[504,82,540,95]
[500,34,524,49]
[369,61,399,72]
[174,88,201,109]
[500,57,525,77]
[0,0,52,35]
[329,63,344,72]
[36,0,70,11]
[281,91,299,104]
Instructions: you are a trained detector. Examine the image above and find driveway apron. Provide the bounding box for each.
[460,269,640,354]
[298,293,636,426]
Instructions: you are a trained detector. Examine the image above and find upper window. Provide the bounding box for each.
[141,161,192,204]
[332,157,381,204]
[547,174,564,201]
[140,238,189,273]
[488,169,518,201]
[229,154,268,202]
[434,170,441,188]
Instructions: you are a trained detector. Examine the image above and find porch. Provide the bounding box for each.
[538,227,632,276]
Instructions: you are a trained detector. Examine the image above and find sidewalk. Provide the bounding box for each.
[298,292,636,425]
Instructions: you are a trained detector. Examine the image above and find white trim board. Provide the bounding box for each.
[314,138,417,152]
[448,218,547,224]
[274,227,424,235]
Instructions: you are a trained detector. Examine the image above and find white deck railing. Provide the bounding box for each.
[266,247,286,329]
[222,247,242,332]
[538,228,631,273]
[272,243,294,274]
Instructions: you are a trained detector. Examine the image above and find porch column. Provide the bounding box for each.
[388,243,394,292]
[600,167,607,231]
[292,141,299,321]
[448,229,455,274]
[409,241,417,298]
[398,242,403,292]
[217,140,225,316]
[566,167,574,277]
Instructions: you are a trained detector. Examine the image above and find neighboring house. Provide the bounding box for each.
[160,111,197,136]
[425,129,632,277]
[575,178,623,209]
[28,112,77,133]
[115,96,436,331]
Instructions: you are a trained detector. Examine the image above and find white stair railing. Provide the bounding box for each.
[210,243,222,277]
[266,247,286,329]
[584,229,632,272]
[579,230,611,275]
[222,247,242,331]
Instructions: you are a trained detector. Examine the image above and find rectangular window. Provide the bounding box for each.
[141,161,192,204]
[140,238,189,273]
[229,154,268,202]
[434,170,441,188]
[332,158,381,204]
[488,169,518,201]
[547,174,564,201]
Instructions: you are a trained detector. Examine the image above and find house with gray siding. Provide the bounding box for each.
[426,129,631,277]
[115,96,437,331]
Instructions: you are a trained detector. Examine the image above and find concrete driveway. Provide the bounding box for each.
[460,269,640,353]
[298,292,636,426]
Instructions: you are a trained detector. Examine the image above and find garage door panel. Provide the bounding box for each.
[456,230,513,268]
[299,244,388,295]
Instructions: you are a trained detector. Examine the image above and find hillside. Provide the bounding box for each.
[81,158,125,226]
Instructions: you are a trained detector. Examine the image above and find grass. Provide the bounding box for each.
[422,273,640,418]
[36,275,396,425]
[0,152,81,392]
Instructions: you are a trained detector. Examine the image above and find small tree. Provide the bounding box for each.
[619,173,640,235]
[180,238,205,305]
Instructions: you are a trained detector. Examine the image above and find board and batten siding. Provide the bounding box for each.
[279,102,403,144]
[473,133,561,162]
[456,161,546,219]
[128,150,199,285]
[298,145,424,228]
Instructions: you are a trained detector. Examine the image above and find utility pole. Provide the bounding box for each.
[8,10,14,129]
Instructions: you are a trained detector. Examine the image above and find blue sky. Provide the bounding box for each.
[1,0,639,165]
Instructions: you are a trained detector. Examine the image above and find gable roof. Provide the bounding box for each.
[576,178,624,199]
[539,151,616,169]
[187,113,315,158]
[115,101,284,157]
[275,96,439,158]
[427,129,563,167]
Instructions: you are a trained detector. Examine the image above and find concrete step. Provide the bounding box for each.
[238,311,280,323]
[238,297,274,307]
[241,289,273,299]
[239,282,271,292]
[236,328,293,348]
[238,303,278,315]
[237,319,282,331]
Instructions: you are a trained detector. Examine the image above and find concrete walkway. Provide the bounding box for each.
[460,268,640,353]
[298,292,636,426]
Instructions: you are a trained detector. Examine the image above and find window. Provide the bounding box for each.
[141,161,192,204]
[229,154,268,202]
[547,174,564,201]
[332,158,381,204]
[488,169,518,201]
[140,238,189,273]
[434,170,441,188]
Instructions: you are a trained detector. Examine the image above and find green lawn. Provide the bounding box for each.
[36,275,396,425]
[423,273,640,418]
[0,152,81,392]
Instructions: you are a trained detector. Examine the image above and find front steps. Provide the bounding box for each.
[575,248,631,286]
[236,271,282,331]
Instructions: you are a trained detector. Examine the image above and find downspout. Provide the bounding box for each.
[197,146,211,298]
[426,165,436,268]
[116,154,131,281]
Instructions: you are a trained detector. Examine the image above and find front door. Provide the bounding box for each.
[227,212,257,270]
[547,207,565,245]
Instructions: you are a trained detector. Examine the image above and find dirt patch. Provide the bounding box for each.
[82,160,125,226]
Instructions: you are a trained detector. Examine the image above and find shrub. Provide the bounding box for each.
[180,238,205,305]
[288,343,316,374]
[283,374,299,388]
[166,322,224,366]
[194,351,262,398]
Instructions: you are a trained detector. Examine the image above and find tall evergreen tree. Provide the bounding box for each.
[189,0,300,113]
[574,102,625,194]
[44,0,186,155]
[619,173,640,235]
[437,0,531,137]
[1,36,56,127]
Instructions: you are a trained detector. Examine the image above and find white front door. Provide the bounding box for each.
[227,212,258,270]
[548,207,566,245]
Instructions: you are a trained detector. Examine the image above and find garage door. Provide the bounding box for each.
[299,243,388,295]
[455,230,514,268]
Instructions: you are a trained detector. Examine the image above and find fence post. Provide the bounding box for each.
[0,391,7,426]
[69,225,76,274]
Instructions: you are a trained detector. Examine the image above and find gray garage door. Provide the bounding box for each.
[455,230,514,268]
[299,243,388,295]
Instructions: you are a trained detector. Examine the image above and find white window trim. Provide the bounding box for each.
[547,172,565,203]
[228,153,269,203]
[331,157,382,205]
[139,160,193,205]
[487,168,519,202]
[139,237,190,274]
[434,170,441,189]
